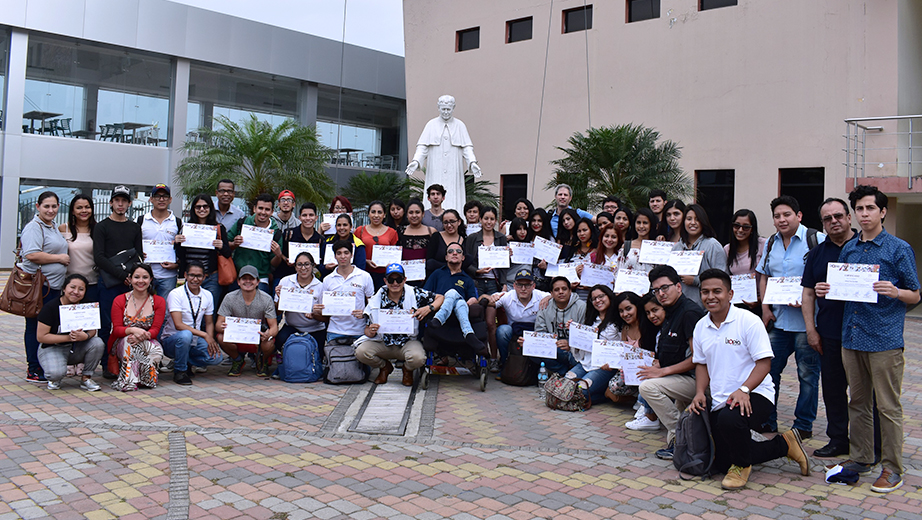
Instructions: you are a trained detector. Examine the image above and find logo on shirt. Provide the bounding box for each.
[724,337,742,346]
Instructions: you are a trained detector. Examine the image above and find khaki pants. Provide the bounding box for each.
[842,347,904,474]
[639,374,697,445]
[355,339,426,370]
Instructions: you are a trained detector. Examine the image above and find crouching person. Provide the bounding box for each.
[356,263,444,386]
[216,266,278,377]
[690,269,810,490]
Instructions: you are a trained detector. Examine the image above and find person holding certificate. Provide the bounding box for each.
[322,214,367,275]
[216,266,279,377]
[656,200,686,243]
[227,193,285,295]
[564,285,620,404]
[398,200,437,288]
[175,194,231,301]
[724,209,766,314]
[618,208,659,273]
[427,209,466,276]
[274,251,325,352]
[463,206,507,358]
[276,202,325,283]
[569,218,599,301]
[356,263,443,386]
[589,224,623,269]
[672,204,728,304]
[355,201,399,290]
[505,218,534,290]
[485,268,550,374]
[315,240,375,346]
[36,274,104,391]
[424,243,488,354]
[531,277,585,376]
[529,209,554,291]
[604,291,658,404]
[108,264,167,392]
[137,184,182,298]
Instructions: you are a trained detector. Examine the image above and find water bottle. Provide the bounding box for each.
[537,362,548,400]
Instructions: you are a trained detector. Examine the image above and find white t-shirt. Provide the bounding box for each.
[162,285,214,338]
[274,274,324,333]
[692,305,775,411]
[494,289,550,324]
[321,266,375,336]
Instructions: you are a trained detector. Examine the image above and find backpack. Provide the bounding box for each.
[276,333,323,383]
[544,373,590,411]
[673,407,716,479]
[761,228,819,274]
[323,336,368,385]
[500,323,538,386]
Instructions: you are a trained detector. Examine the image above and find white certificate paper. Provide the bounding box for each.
[58,303,101,332]
[372,245,403,266]
[827,263,880,303]
[240,224,273,252]
[667,250,704,276]
[545,262,580,284]
[509,242,535,264]
[142,240,176,263]
[614,270,651,295]
[533,236,562,265]
[289,242,321,265]
[479,246,511,269]
[621,346,655,386]
[580,264,616,288]
[402,260,426,281]
[763,276,803,305]
[730,273,758,304]
[377,309,415,334]
[591,339,626,370]
[568,322,597,353]
[278,286,316,313]
[639,240,674,265]
[322,290,356,316]
[223,317,261,344]
[522,331,558,359]
[181,223,218,249]
[322,213,340,235]
[466,223,481,234]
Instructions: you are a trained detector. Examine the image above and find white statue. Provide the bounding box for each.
[406,95,481,212]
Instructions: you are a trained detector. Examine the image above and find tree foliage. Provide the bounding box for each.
[406,175,500,208]
[545,124,693,212]
[342,171,419,208]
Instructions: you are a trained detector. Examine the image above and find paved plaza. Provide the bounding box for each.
[0,310,919,520]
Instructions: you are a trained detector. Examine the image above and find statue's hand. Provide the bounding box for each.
[470,162,482,178]
[405,161,419,176]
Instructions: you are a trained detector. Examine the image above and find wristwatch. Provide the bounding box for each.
[428,304,435,312]
[739,385,751,395]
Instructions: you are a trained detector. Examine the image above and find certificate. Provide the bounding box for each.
[614,269,651,295]
[142,240,176,263]
[181,223,218,249]
[667,250,704,276]
[730,273,758,304]
[522,331,558,359]
[322,290,356,316]
[372,245,403,266]
[568,322,597,353]
[322,213,340,234]
[466,223,481,234]
[763,276,803,305]
[223,317,261,344]
[545,262,580,284]
[240,224,273,252]
[580,264,616,288]
[58,303,101,332]
[479,246,511,269]
[402,259,426,281]
[621,346,655,386]
[289,242,320,265]
[533,236,562,265]
[826,263,880,303]
[639,240,674,265]
[591,339,626,370]
[278,286,316,313]
[509,242,535,264]
[378,309,415,334]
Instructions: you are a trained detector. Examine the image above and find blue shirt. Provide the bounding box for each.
[423,266,479,300]
[801,232,856,339]
[839,229,919,352]
[550,206,594,237]
[756,224,826,332]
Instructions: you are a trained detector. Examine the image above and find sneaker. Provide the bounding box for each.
[840,460,874,475]
[228,357,245,377]
[80,378,101,392]
[721,465,752,490]
[655,441,675,460]
[781,429,811,476]
[870,468,903,493]
[102,370,118,380]
[488,359,501,374]
[159,358,174,373]
[633,405,647,420]
[173,371,193,386]
[256,355,271,378]
[625,415,662,431]
[26,372,47,383]
[191,365,208,374]
[46,380,61,390]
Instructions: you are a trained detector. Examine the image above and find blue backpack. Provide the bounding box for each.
[277,333,323,383]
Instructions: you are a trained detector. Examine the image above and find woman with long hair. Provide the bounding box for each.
[625,293,667,430]
[398,199,436,287]
[59,194,99,303]
[323,213,366,274]
[657,200,686,243]
[565,285,620,404]
[604,291,657,403]
[673,204,728,302]
[108,263,167,392]
[427,209,466,275]
[463,206,506,364]
[570,218,599,302]
[176,194,231,299]
[590,224,623,267]
[501,197,534,236]
[274,251,326,350]
[555,208,582,254]
[613,207,634,240]
[355,200,400,290]
[385,199,408,230]
[320,196,352,234]
[724,208,766,311]
[529,208,553,291]
[595,212,613,230]
[505,217,534,289]
[619,208,659,273]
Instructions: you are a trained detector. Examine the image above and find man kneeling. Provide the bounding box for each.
[690,269,810,490]
[216,266,278,377]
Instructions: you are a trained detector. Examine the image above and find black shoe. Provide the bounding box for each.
[464,333,486,354]
[173,370,193,386]
[186,367,196,378]
[813,443,848,458]
[795,428,813,440]
[755,424,778,434]
[103,370,118,380]
[429,317,444,328]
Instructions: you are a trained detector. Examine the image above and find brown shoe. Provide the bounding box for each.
[782,429,811,476]
[402,366,414,386]
[721,465,752,490]
[374,360,393,384]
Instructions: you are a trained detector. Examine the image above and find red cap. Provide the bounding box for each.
[278,190,295,201]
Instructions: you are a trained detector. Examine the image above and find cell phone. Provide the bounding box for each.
[765,318,775,333]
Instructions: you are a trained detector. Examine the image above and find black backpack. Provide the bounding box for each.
[673,408,715,479]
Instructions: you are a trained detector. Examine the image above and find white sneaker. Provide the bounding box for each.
[47,380,61,390]
[634,405,647,420]
[191,365,208,374]
[633,401,641,411]
[626,415,662,431]
[159,358,174,373]
[80,378,101,392]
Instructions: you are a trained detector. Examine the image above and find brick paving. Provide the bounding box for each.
[0,310,919,519]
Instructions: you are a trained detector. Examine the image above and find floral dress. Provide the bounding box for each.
[112,295,164,392]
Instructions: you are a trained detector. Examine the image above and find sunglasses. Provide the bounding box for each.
[732,223,753,231]
[447,248,463,254]
[386,277,404,284]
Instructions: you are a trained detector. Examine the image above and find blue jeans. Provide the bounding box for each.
[766,329,820,432]
[432,289,474,335]
[201,272,220,303]
[567,363,617,404]
[24,288,61,375]
[153,276,178,299]
[531,349,576,377]
[496,324,514,364]
[98,282,130,365]
[161,330,224,372]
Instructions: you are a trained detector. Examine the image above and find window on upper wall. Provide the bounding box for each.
[507,17,533,43]
[457,27,480,52]
[700,0,738,11]
[563,6,593,33]
[628,0,660,23]
[696,170,735,245]
[779,167,825,232]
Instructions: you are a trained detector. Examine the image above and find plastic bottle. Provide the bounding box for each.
[537,362,548,400]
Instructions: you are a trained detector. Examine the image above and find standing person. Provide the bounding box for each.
[59,194,99,304]
[570,218,599,301]
[227,193,285,295]
[427,209,466,275]
[555,208,582,260]
[549,184,594,238]
[277,202,325,282]
[398,199,437,287]
[463,200,482,233]
[566,285,620,404]
[826,186,919,493]
[314,240,375,346]
[590,223,623,268]
[505,218,534,290]
[355,200,400,290]
[689,269,811,490]
[648,189,667,223]
[214,179,245,230]
[724,209,766,314]
[463,206,506,359]
[386,199,408,230]
[36,274,104,391]
[673,204,728,304]
[421,184,447,231]
[529,208,554,291]
[532,276,585,375]
[602,196,622,215]
[176,194,232,300]
[274,251,326,351]
[216,266,279,377]
[657,200,686,243]
[93,185,144,378]
[20,191,71,383]
[756,195,825,438]
[501,198,534,236]
[322,214,367,274]
[138,183,182,297]
[108,264,167,392]
[272,190,300,233]
[323,196,353,234]
[612,207,633,239]
[595,212,613,230]
[619,208,658,273]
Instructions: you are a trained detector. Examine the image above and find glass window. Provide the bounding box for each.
[628,1,660,23]
[24,34,172,144]
[457,28,480,52]
[696,170,734,244]
[316,85,404,170]
[564,6,593,33]
[700,0,737,11]
[507,17,533,43]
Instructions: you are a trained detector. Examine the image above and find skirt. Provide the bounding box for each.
[112,338,164,392]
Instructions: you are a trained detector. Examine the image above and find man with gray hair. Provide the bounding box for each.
[549,184,594,237]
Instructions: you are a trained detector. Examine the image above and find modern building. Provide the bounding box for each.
[403,0,922,270]
[0,0,407,268]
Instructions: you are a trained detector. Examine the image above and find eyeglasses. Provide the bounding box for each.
[194,204,209,210]
[185,273,204,279]
[279,198,295,203]
[591,294,608,303]
[217,189,235,194]
[442,219,459,225]
[651,283,677,295]
[447,248,463,254]
[822,213,847,223]
[386,277,404,284]
[515,282,534,288]
[152,194,170,200]
[731,223,753,231]
[295,263,313,268]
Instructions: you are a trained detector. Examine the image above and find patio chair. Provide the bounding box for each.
[113,123,125,143]
[58,118,73,137]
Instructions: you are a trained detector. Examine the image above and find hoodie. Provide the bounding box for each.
[535,292,586,343]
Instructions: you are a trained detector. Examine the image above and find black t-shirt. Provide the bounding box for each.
[656,294,705,371]
[801,233,854,339]
[37,297,66,334]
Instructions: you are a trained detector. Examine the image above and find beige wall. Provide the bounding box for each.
[404,0,900,226]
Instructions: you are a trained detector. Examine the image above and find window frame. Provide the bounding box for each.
[562,5,593,34]
[456,27,481,52]
[506,17,534,44]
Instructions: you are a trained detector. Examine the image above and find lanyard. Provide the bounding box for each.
[185,284,202,330]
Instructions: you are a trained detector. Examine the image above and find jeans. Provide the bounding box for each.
[530,348,576,377]
[153,276,178,299]
[496,324,513,365]
[201,272,220,303]
[766,329,820,432]
[711,393,788,473]
[567,364,617,404]
[432,289,474,335]
[161,330,224,372]
[24,289,61,375]
[37,337,105,382]
[98,282,130,367]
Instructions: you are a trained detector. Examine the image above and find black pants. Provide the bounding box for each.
[711,393,788,473]
[821,337,882,457]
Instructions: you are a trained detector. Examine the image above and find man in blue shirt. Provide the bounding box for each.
[548,184,593,237]
[756,195,826,438]
[821,185,919,493]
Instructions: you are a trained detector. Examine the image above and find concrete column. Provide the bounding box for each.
[0,30,29,268]
[169,58,191,215]
[201,102,214,131]
[298,81,319,127]
[84,84,99,132]
[397,104,408,172]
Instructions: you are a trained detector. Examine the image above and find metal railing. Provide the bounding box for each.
[844,115,922,189]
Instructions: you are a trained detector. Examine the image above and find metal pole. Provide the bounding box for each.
[861,127,867,178]
[910,119,914,190]
[846,122,852,180]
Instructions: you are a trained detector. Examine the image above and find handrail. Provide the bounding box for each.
[845,115,922,122]
[844,115,919,190]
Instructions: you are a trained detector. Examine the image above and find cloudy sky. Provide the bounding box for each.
[168,0,405,56]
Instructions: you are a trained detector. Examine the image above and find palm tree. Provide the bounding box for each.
[545,124,692,211]
[406,175,500,208]
[342,171,418,207]
[175,115,336,207]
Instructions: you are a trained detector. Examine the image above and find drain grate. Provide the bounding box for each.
[347,379,418,435]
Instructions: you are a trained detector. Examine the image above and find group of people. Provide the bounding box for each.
[17,178,918,493]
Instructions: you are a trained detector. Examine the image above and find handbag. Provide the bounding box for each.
[544,372,590,411]
[217,255,237,286]
[100,248,142,288]
[0,264,47,318]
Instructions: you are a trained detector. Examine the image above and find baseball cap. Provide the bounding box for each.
[514,268,534,282]
[278,190,295,201]
[111,185,132,201]
[238,265,259,279]
[152,183,171,196]
[385,263,405,277]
